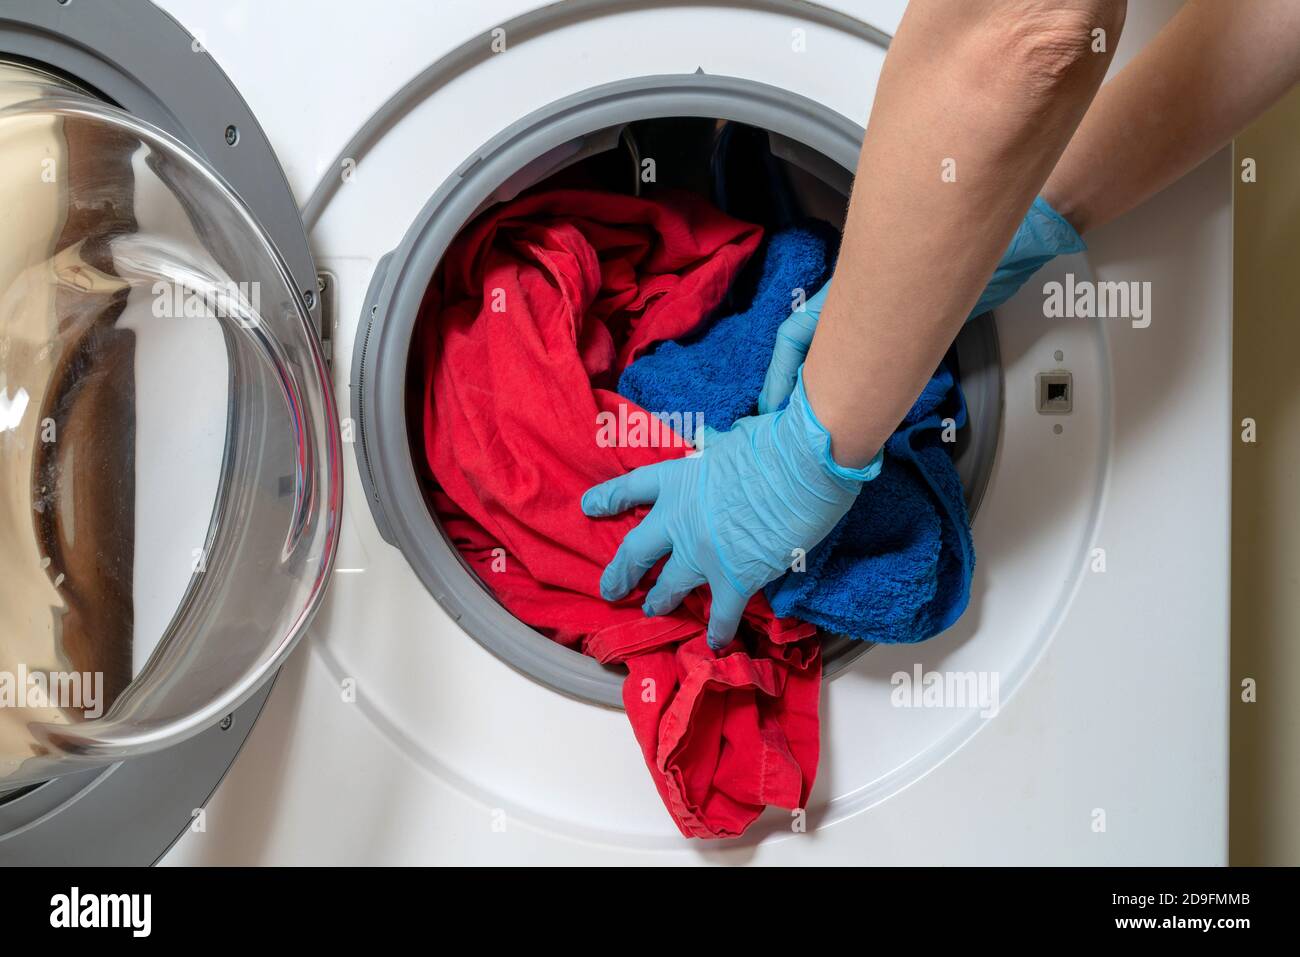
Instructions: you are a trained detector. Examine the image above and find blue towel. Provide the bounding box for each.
[618,226,975,643]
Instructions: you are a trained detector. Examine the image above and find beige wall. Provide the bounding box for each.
[1231,84,1300,865]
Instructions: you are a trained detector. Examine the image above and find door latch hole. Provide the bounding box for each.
[1036,371,1072,414]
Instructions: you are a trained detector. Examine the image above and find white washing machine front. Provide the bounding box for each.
[162,0,1230,865]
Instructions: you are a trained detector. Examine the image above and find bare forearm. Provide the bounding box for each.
[805,0,1125,467]
[1044,0,1300,235]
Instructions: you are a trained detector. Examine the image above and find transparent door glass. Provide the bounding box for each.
[0,63,341,786]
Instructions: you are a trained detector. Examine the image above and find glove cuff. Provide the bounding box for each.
[789,369,884,485]
[1027,195,1086,258]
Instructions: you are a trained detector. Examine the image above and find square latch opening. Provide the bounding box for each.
[1036,371,1072,414]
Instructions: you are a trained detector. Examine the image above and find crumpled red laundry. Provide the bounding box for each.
[417,189,822,839]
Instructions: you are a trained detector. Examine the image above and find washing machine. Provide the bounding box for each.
[0,0,1230,866]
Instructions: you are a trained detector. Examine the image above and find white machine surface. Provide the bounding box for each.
[162,0,1230,865]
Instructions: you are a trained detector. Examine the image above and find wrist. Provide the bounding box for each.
[790,370,883,482]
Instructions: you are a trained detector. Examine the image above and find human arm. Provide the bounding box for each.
[765,0,1300,430]
[803,0,1127,467]
[586,0,1128,647]
[1043,0,1300,234]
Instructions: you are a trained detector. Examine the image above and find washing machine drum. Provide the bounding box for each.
[0,62,341,788]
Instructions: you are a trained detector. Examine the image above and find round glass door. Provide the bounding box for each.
[0,62,341,786]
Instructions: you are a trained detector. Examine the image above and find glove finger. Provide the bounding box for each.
[801,282,831,318]
[757,341,805,415]
[706,581,749,650]
[757,286,828,414]
[643,554,706,617]
[582,460,669,518]
[780,305,823,343]
[599,508,672,601]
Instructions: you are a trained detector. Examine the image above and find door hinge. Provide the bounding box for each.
[315,270,335,365]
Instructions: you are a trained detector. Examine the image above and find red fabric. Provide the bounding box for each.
[418,189,821,839]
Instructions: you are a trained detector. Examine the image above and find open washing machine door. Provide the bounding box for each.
[0,2,340,864]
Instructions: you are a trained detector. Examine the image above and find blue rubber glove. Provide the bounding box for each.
[965,195,1086,319]
[757,196,1084,414]
[583,371,883,649]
